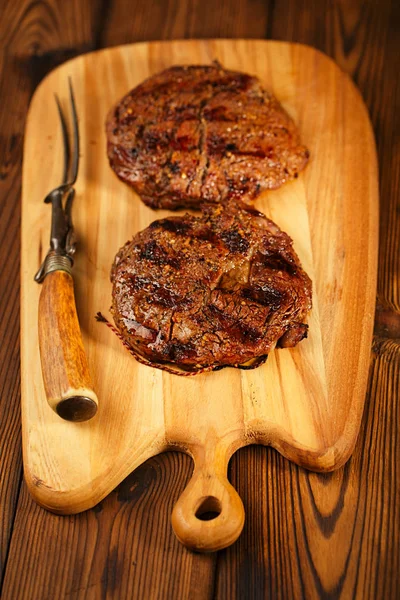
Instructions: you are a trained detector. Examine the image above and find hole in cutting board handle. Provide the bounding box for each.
[171,461,245,552]
[195,496,222,521]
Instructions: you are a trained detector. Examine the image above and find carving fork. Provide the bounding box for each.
[34,80,98,422]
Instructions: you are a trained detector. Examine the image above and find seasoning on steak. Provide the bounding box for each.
[110,201,312,374]
[106,63,310,210]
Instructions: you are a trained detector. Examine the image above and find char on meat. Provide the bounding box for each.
[106,63,309,210]
[110,201,312,373]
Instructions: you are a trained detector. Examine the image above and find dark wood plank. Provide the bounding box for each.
[2,453,215,600]
[0,0,100,55]
[0,51,29,584]
[100,0,270,46]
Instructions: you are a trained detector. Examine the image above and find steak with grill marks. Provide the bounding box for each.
[110,201,312,373]
[106,63,310,210]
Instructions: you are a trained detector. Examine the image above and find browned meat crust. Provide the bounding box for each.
[110,201,312,373]
[106,63,309,210]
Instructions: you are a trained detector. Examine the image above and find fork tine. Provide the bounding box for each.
[68,78,79,185]
[55,94,70,186]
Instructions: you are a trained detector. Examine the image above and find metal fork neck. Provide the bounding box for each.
[48,189,70,252]
[35,187,76,283]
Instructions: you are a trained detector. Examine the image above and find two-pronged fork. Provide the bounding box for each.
[34,80,98,422]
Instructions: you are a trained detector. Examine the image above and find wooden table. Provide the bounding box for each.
[0,1,398,598]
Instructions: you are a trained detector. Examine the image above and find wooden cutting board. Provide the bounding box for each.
[21,40,378,552]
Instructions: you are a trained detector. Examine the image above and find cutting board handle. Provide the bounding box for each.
[171,448,245,552]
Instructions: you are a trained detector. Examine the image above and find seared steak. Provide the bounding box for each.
[110,201,312,373]
[106,63,309,210]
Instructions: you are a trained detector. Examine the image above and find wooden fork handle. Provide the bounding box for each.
[38,269,98,422]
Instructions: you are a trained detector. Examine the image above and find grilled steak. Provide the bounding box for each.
[106,63,309,210]
[110,201,312,373]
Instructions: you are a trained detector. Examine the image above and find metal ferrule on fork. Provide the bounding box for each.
[35,251,73,282]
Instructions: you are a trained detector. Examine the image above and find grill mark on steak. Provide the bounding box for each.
[106,64,309,210]
[198,110,209,197]
[160,120,184,197]
[241,284,284,310]
[257,250,298,275]
[111,201,312,373]
[149,218,191,235]
[207,299,263,343]
[182,99,206,198]
[220,229,250,253]
[139,240,181,269]
[196,82,228,200]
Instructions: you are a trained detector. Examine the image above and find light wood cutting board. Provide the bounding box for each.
[21,40,378,552]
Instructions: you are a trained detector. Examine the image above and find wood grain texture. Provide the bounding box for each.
[0,0,399,596]
[0,0,100,55]
[0,52,29,584]
[100,0,271,45]
[19,40,377,553]
[38,269,98,420]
